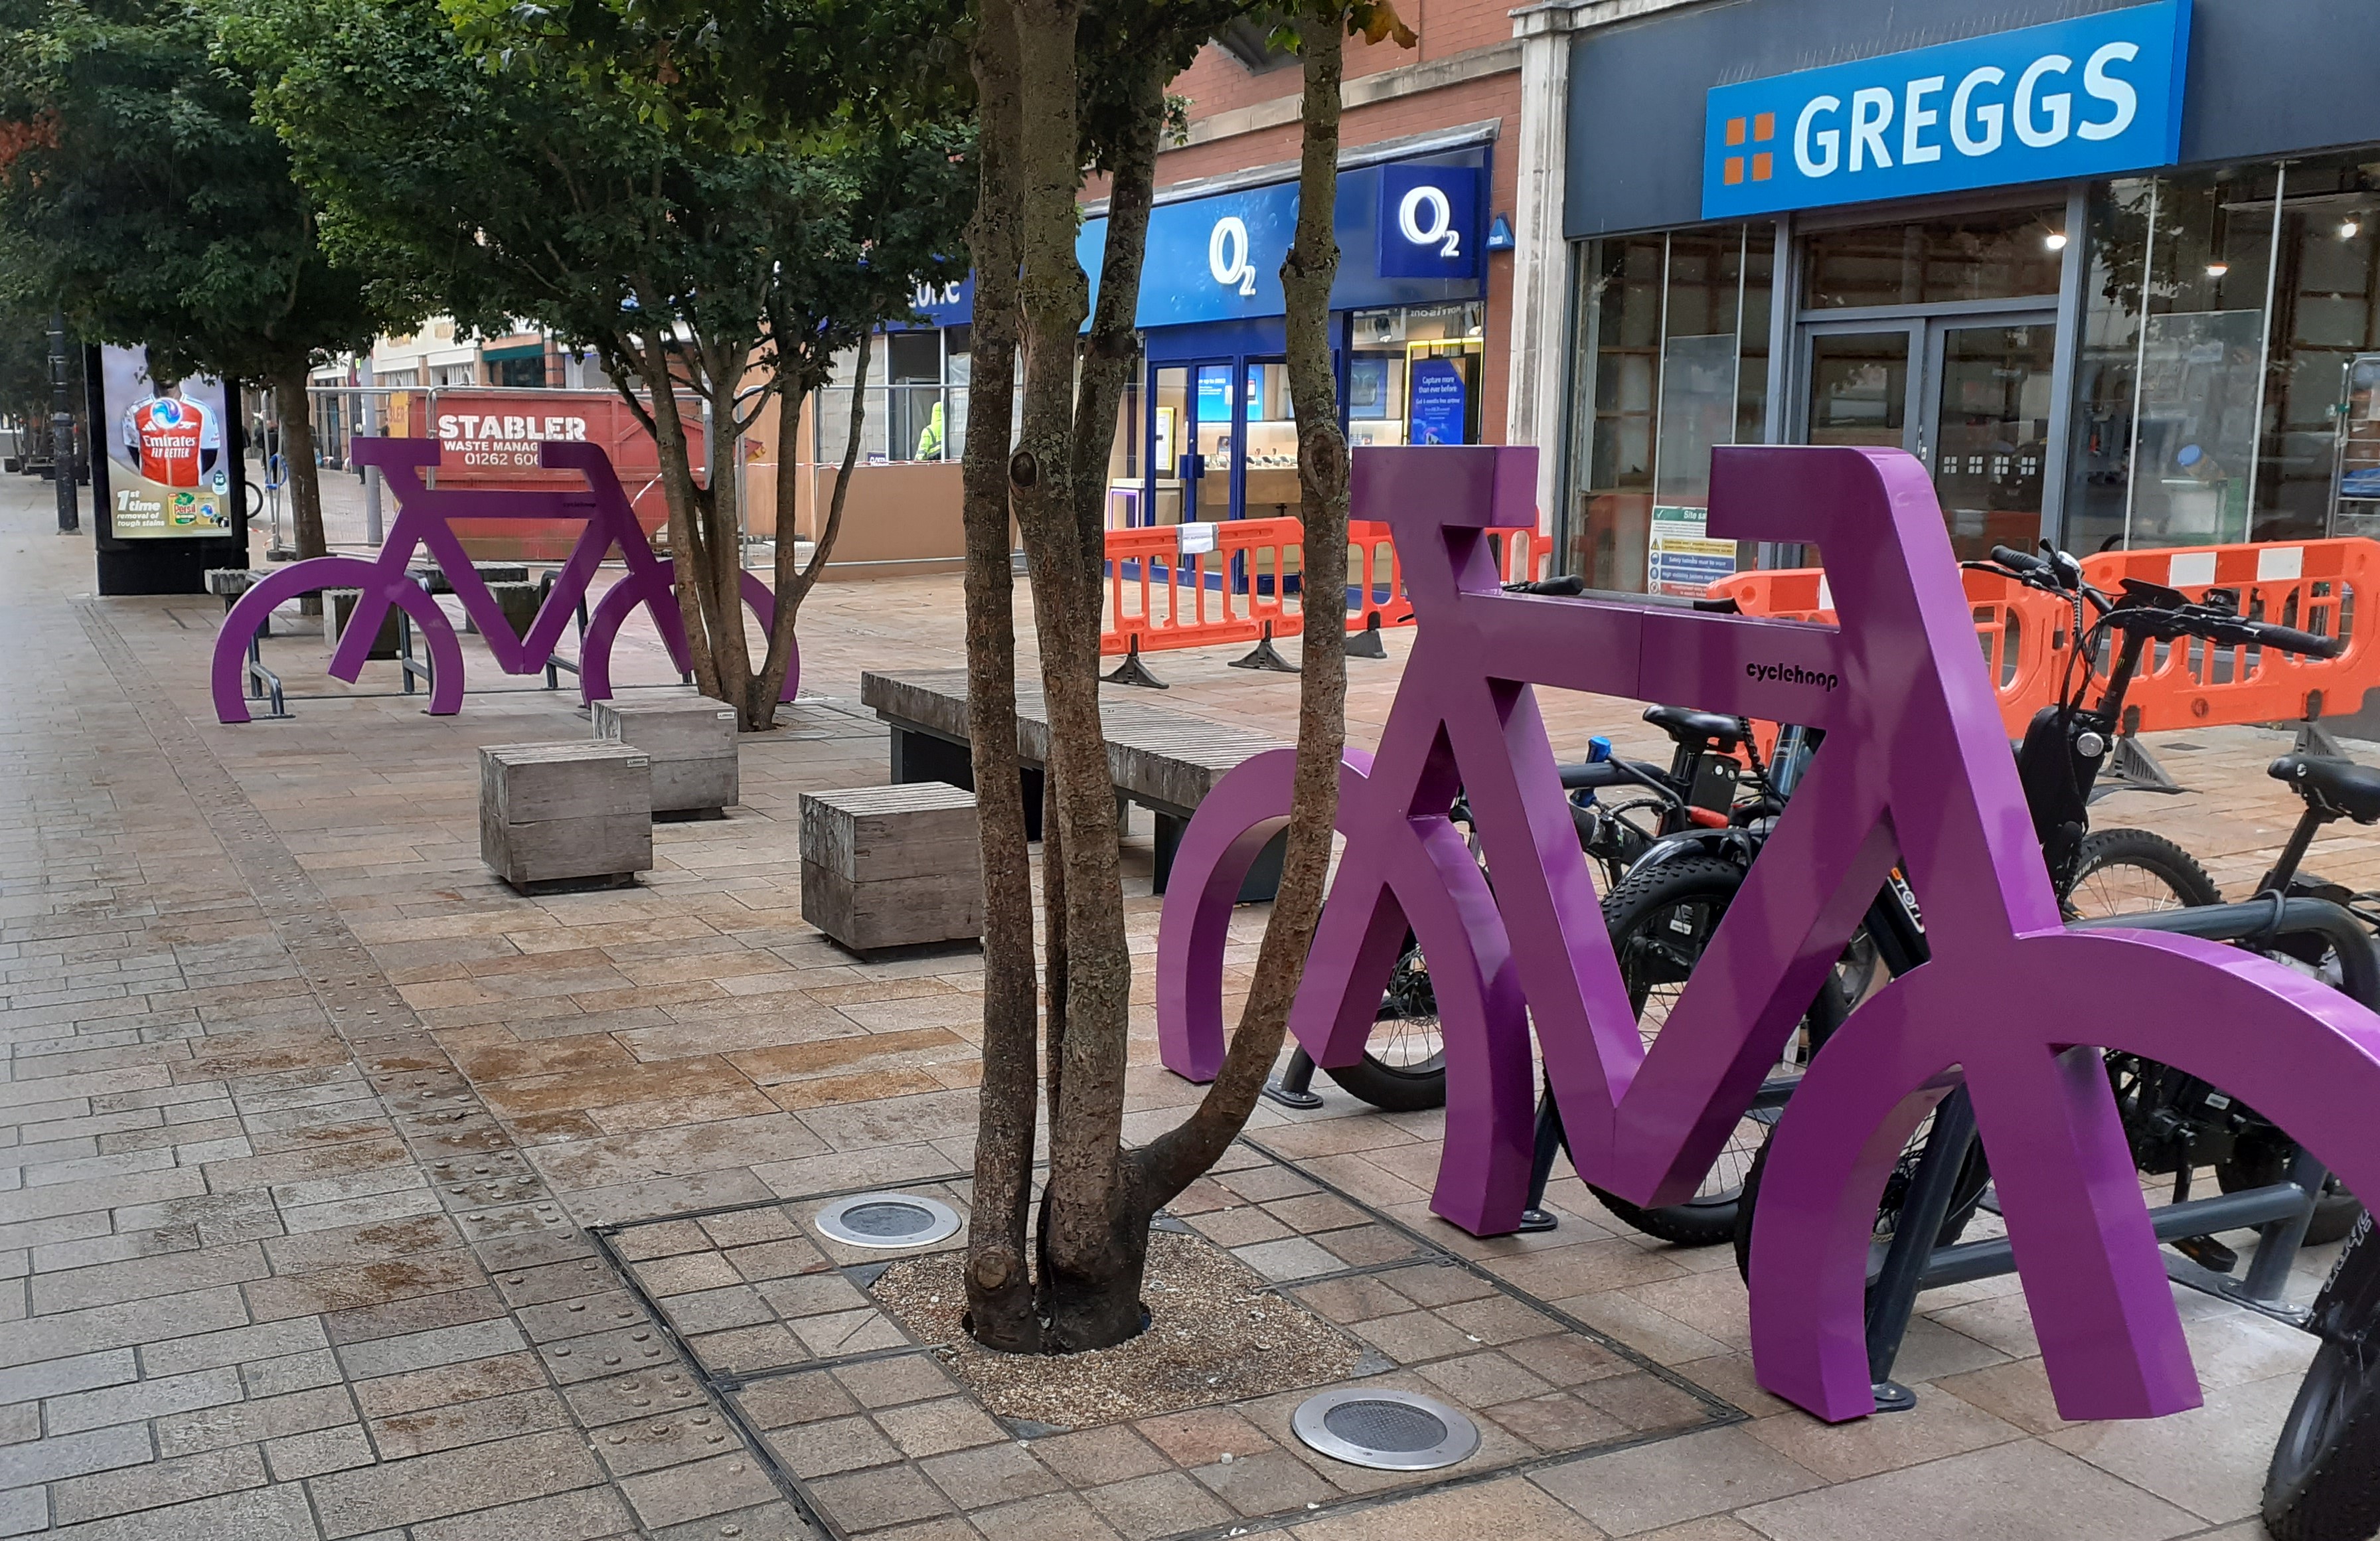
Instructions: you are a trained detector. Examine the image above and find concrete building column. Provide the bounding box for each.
[1505,0,1587,537]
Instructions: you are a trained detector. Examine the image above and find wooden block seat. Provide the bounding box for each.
[480,742,653,890]
[323,588,404,661]
[858,669,1284,896]
[799,783,983,953]
[594,698,740,815]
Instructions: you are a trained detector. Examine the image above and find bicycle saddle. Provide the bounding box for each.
[1644,704,1745,751]
[2270,754,2380,824]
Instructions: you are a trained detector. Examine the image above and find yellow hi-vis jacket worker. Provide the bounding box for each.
[915,401,945,461]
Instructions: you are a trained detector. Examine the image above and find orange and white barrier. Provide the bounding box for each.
[1101,518,1308,659]
[1708,565,2070,737]
[2079,540,2376,731]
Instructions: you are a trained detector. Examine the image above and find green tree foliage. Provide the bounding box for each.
[0,0,402,557]
[223,0,972,726]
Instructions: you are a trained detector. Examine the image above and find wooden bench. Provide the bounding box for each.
[859,669,1285,895]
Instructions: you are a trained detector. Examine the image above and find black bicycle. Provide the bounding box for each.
[1267,606,1768,1117]
[2266,1208,2380,1541]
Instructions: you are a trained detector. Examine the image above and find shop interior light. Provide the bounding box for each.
[2343,217,2365,240]
[2043,231,2069,251]
[2206,261,2231,277]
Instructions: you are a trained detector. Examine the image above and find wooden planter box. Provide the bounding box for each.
[592,698,740,814]
[480,742,653,890]
[799,784,982,953]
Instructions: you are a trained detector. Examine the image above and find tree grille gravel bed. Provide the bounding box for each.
[868,1230,1364,1428]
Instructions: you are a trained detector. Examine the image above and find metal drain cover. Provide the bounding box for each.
[1291,1388,1479,1471]
[813,1193,961,1249]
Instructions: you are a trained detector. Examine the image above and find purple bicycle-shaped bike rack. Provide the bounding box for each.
[208,438,795,724]
[1159,443,2380,1425]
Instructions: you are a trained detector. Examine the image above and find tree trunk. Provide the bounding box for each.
[1065,60,1164,594]
[959,0,1044,1354]
[633,340,724,700]
[1129,12,1350,1212]
[750,336,872,728]
[274,361,327,614]
[702,360,756,726]
[1008,0,1145,1353]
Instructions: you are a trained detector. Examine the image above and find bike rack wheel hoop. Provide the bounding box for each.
[208,556,465,724]
[578,562,799,708]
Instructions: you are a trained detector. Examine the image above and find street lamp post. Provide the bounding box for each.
[49,307,78,534]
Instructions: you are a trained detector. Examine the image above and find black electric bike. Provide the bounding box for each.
[2266,1208,2380,1541]
[1729,546,2359,1275]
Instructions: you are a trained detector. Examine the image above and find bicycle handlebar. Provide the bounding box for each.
[1990,544,2046,575]
[2247,621,2344,659]
[1504,574,1586,598]
[2104,600,2343,658]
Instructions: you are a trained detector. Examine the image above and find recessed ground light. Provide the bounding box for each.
[1291,1388,1480,1471]
[813,1193,961,1249]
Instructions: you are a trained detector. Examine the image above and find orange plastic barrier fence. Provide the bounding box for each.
[1347,519,1414,633]
[2078,540,2378,732]
[1107,515,1554,659]
[1708,566,2072,738]
[1101,518,1307,658]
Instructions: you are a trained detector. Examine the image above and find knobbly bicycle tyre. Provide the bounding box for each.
[2264,1211,2380,1541]
[1585,856,1852,1247]
[1731,828,2217,1281]
[1321,935,1448,1113]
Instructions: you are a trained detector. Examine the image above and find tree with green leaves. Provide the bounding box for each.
[224,0,971,727]
[957,0,1413,1351]
[0,0,404,559]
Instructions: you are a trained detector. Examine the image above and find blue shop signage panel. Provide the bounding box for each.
[1377,165,1481,281]
[1081,157,1486,329]
[1700,1,2190,220]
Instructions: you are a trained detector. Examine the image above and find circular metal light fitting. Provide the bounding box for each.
[813,1192,961,1249]
[1291,1388,1479,1471]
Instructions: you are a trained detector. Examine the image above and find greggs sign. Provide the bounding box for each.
[1701,1,2189,220]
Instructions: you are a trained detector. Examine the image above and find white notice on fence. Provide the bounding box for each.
[1178,521,1219,556]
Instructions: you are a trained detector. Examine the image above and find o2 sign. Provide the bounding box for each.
[1378,165,1481,280]
[1702,1,2188,220]
[1208,216,1258,297]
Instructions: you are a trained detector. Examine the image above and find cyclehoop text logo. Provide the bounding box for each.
[1747,661,1840,691]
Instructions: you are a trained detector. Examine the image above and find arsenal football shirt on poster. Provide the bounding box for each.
[99,346,234,538]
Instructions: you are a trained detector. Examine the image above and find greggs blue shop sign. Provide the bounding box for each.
[1701,1,2190,220]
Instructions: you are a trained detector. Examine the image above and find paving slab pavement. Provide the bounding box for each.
[1,465,2371,1538]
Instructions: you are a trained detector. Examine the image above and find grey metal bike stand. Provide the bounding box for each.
[1264,1046,1324,1109]
[1854,896,2374,1410]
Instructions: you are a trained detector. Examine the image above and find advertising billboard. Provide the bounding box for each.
[98,346,237,540]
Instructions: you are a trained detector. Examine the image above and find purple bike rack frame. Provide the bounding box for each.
[208,439,795,724]
[1158,444,2380,1425]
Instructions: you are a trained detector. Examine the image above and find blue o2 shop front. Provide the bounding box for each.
[1555,0,2380,596]
[1083,136,1494,528]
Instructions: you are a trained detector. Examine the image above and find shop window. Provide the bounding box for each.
[2062,159,2380,553]
[1803,206,2064,310]
[1348,303,1484,451]
[489,354,546,388]
[815,327,975,465]
[1567,224,1773,594]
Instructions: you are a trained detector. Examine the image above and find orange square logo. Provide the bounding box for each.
[1753,112,1776,142]
[1723,157,1745,185]
[1753,152,1773,181]
[1725,117,1747,147]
